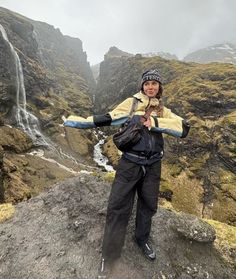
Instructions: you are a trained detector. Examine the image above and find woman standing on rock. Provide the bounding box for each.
[64,69,190,278]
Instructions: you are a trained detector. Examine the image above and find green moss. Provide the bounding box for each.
[3,153,75,203]
[189,153,209,173]
[219,169,236,199]
[169,163,183,177]
[221,184,236,200]
[219,169,236,185]
[160,178,172,192]
[160,163,203,217]
[103,171,116,183]
[221,111,236,126]
[211,189,236,226]
[159,200,175,211]
[0,203,15,222]
[205,219,236,247]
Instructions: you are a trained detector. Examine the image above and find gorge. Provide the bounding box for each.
[0,6,235,279]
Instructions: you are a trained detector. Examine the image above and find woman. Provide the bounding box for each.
[64,69,190,278]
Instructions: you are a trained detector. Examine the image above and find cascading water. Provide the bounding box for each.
[0,24,113,173]
[0,24,49,146]
[93,130,114,172]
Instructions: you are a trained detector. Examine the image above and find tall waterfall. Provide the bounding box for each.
[0,24,113,172]
[0,24,49,146]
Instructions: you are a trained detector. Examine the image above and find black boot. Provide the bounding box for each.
[134,238,156,261]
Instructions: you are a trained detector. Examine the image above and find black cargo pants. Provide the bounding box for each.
[102,156,161,261]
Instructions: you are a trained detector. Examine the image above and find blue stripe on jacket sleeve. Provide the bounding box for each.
[64,120,96,129]
[151,127,182,137]
[111,117,129,126]
[64,116,129,129]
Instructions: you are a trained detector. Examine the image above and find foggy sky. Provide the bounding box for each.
[1,0,236,65]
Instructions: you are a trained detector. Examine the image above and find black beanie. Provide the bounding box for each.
[141,69,162,87]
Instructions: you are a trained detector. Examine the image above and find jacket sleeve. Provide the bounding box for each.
[150,107,190,138]
[63,98,133,129]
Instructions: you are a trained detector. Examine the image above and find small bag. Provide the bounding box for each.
[113,121,142,151]
[113,98,140,151]
[112,98,156,151]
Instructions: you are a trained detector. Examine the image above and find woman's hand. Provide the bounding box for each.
[143,118,151,128]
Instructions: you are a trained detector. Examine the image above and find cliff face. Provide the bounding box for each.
[0,7,95,123]
[95,49,236,226]
[0,7,97,203]
[32,20,96,97]
[96,54,140,112]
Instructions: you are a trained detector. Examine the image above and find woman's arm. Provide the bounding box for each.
[63,98,134,129]
[150,107,190,138]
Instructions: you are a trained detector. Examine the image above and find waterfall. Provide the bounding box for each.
[0,24,49,146]
[93,130,114,172]
[0,24,113,173]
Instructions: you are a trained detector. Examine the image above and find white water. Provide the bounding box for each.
[0,24,49,146]
[93,130,114,172]
[0,24,114,173]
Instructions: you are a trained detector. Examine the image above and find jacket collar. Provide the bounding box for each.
[133,91,159,107]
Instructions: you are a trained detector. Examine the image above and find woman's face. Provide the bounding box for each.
[143,80,160,98]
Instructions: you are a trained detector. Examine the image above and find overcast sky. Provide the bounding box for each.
[1,0,236,65]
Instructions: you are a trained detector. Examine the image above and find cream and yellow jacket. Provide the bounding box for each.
[64,92,190,138]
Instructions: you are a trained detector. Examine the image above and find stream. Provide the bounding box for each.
[0,24,113,174]
[93,130,114,172]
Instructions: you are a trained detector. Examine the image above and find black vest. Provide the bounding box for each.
[123,115,164,165]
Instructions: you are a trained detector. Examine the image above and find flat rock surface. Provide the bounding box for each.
[0,174,235,279]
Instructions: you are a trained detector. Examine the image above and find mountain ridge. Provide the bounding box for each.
[183,43,236,64]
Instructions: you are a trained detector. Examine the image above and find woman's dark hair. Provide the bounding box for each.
[156,84,163,100]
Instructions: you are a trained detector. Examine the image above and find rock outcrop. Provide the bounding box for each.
[0,173,235,279]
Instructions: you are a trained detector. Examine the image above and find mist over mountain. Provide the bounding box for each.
[142,52,178,60]
[1,0,236,65]
[93,43,236,80]
[184,43,236,64]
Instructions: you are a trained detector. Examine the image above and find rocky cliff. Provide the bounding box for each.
[95,49,236,226]
[0,7,97,203]
[0,7,95,122]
